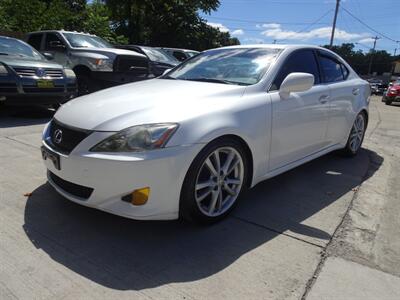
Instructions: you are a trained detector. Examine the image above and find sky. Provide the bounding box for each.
[201,0,400,54]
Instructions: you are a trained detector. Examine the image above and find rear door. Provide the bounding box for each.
[268,49,331,170]
[317,50,357,145]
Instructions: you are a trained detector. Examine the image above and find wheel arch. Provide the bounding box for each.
[72,65,91,76]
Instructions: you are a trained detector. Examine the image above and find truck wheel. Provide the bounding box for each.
[77,73,97,96]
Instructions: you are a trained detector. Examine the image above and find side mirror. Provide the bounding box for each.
[43,52,54,60]
[49,40,65,51]
[279,72,314,98]
[162,69,172,76]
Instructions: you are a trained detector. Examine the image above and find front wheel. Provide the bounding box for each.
[180,138,249,224]
[341,112,366,156]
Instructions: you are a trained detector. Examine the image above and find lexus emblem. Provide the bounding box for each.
[53,129,63,144]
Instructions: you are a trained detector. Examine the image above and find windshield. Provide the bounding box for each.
[0,37,43,60]
[142,47,178,65]
[165,48,281,86]
[63,33,112,48]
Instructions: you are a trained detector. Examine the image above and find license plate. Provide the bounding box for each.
[41,146,61,170]
[37,79,54,88]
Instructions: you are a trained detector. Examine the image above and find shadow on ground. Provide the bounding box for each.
[23,149,383,290]
[0,105,54,128]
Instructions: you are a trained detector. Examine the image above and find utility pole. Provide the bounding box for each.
[329,0,340,47]
[368,36,380,75]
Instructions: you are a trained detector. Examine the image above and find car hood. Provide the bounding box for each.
[0,56,63,69]
[55,79,245,131]
[72,47,146,58]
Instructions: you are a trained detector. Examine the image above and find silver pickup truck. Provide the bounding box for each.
[26,30,150,95]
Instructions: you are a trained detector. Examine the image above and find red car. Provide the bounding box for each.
[382,80,400,105]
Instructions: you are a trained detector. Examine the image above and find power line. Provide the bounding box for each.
[205,16,329,26]
[341,6,399,44]
[278,9,333,43]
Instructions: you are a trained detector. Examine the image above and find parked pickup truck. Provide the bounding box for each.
[0,36,77,106]
[26,30,150,95]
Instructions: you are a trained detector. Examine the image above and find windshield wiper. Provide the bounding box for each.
[183,77,247,85]
[0,52,9,56]
[162,75,177,80]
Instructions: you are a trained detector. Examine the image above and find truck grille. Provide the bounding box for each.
[46,119,92,154]
[114,55,149,73]
[13,67,64,79]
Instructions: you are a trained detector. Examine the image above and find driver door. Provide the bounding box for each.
[43,33,68,66]
[268,49,331,171]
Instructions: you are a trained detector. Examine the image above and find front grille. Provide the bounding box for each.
[23,86,64,93]
[13,67,36,77]
[114,55,149,73]
[46,119,92,154]
[13,67,64,79]
[0,82,18,93]
[44,69,64,79]
[49,171,93,199]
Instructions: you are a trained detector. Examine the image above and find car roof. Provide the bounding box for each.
[219,44,327,51]
[162,47,199,53]
[27,30,97,36]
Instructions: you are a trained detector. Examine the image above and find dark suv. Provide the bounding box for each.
[0,36,77,105]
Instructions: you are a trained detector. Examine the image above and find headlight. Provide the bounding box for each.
[64,68,76,78]
[93,58,113,71]
[0,64,8,76]
[90,123,179,152]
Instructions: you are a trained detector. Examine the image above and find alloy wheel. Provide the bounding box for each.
[194,147,244,217]
[349,114,365,152]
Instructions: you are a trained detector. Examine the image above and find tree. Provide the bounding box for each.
[323,43,394,75]
[105,0,239,49]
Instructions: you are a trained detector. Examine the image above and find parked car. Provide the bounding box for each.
[382,81,400,105]
[160,47,199,62]
[0,36,76,106]
[41,45,370,224]
[117,45,179,77]
[367,79,387,95]
[26,30,149,95]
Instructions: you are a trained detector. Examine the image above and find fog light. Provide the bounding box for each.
[122,187,150,205]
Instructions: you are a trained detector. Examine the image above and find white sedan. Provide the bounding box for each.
[41,45,370,223]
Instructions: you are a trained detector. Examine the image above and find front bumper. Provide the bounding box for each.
[383,94,400,102]
[91,71,151,88]
[41,134,203,220]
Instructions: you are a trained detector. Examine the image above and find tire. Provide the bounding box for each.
[76,73,98,96]
[341,112,367,157]
[180,137,250,224]
[381,96,386,102]
[385,100,392,105]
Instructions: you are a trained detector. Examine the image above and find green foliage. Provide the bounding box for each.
[0,0,238,50]
[323,43,394,75]
[105,0,239,50]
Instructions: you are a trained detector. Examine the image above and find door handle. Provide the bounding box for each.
[352,88,360,95]
[318,95,329,104]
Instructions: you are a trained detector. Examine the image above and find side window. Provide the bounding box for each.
[173,51,187,62]
[318,55,344,83]
[27,34,43,50]
[270,49,320,91]
[45,33,65,51]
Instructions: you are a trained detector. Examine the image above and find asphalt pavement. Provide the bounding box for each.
[0,97,399,299]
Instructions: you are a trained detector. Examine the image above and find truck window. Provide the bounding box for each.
[27,34,43,50]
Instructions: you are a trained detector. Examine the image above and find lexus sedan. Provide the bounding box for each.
[41,45,370,224]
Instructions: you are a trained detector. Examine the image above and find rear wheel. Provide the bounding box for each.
[180,138,249,224]
[341,112,366,156]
